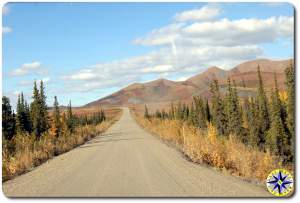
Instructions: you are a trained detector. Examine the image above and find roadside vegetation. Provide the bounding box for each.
[134,63,295,182]
[2,81,121,181]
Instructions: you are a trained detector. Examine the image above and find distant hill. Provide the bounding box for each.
[84,58,293,107]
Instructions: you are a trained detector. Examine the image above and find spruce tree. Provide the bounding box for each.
[16,93,25,133]
[285,62,295,161]
[100,109,106,122]
[247,98,260,147]
[205,99,211,122]
[193,96,207,129]
[39,80,49,133]
[210,79,228,136]
[188,102,197,125]
[225,78,243,137]
[16,92,31,133]
[24,101,32,132]
[66,100,74,132]
[175,102,183,120]
[52,96,61,137]
[31,81,42,138]
[144,104,150,119]
[2,96,16,140]
[169,102,175,119]
[256,65,270,149]
[266,77,288,159]
[242,97,250,144]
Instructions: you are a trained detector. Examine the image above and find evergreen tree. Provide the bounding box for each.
[144,104,150,119]
[31,81,42,137]
[16,93,25,133]
[267,74,289,161]
[188,102,197,125]
[2,96,16,140]
[210,79,228,136]
[66,100,75,132]
[169,102,175,119]
[39,80,49,133]
[266,75,288,159]
[256,65,270,149]
[285,62,295,161]
[155,110,162,118]
[205,99,211,122]
[193,96,207,129]
[100,109,106,122]
[247,98,260,147]
[175,102,183,120]
[241,97,250,144]
[24,101,32,132]
[61,112,68,135]
[16,92,31,133]
[225,79,243,137]
[52,96,61,137]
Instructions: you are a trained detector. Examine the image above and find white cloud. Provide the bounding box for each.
[135,16,293,47]
[176,76,188,81]
[174,5,220,22]
[10,61,44,76]
[66,69,98,81]
[183,16,293,46]
[2,26,12,34]
[63,5,293,93]
[133,23,184,46]
[142,65,173,73]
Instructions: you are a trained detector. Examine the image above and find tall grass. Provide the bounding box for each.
[134,114,292,182]
[2,112,121,182]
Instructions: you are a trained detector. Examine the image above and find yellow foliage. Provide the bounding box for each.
[279,91,288,103]
[2,112,121,181]
[134,114,289,182]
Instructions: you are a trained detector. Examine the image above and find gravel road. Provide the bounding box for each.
[2,107,270,197]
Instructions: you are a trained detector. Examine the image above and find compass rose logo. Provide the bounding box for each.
[266,169,293,197]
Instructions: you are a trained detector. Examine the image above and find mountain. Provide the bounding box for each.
[84,58,293,107]
[85,79,199,107]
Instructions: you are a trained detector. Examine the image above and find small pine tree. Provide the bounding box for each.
[66,100,75,132]
[16,92,31,134]
[16,93,25,133]
[31,81,42,138]
[210,79,228,136]
[256,65,270,149]
[100,109,106,122]
[267,74,289,161]
[285,62,295,161]
[2,96,16,140]
[247,98,260,147]
[61,112,68,135]
[52,96,61,137]
[193,96,207,129]
[225,78,243,137]
[144,104,150,119]
[39,80,49,133]
[169,102,175,119]
[205,99,211,122]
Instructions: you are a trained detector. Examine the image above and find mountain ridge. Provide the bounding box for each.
[84,58,293,107]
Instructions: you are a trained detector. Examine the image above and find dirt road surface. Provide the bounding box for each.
[3,108,270,197]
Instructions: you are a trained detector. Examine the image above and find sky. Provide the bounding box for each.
[2,2,294,108]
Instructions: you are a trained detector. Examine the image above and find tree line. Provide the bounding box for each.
[2,81,106,143]
[145,64,295,163]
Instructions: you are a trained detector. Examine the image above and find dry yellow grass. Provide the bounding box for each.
[133,114,291,182]
[2,110,122,182]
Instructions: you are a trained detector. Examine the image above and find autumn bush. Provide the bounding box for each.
[134,114,290,182]
[2,114,120,182]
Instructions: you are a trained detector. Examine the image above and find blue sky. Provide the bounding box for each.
[2,2,294,108]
